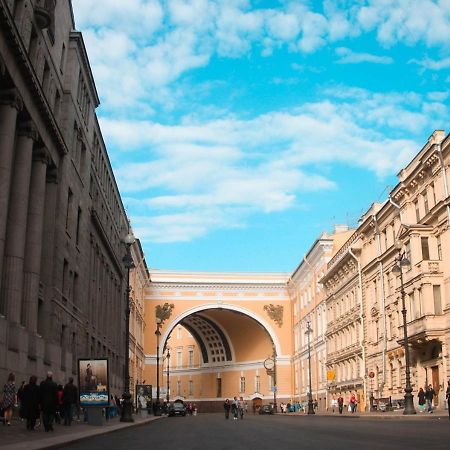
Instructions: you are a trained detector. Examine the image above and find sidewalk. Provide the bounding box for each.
[0,413,163,450]
[280,408,450,420]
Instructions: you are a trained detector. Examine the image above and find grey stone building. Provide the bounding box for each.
[0,0,130,392]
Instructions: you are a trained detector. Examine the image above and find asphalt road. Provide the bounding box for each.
[59,414,450,450]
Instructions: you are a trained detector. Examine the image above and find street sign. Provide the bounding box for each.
[272,386,277,392]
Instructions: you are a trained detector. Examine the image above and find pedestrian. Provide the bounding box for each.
[223,399,230,419]
[232,396,239,420]
[337,394,344,414]
[425,384,435,413]
[417,387,426,413]
[349,393,357,413]
[297,401,302,413]
[62,377,78,426]
[238,397,244,419]
[39,371,58,432]
[1,372,17,426]
[21,376,40,431]
[446,380,450,420]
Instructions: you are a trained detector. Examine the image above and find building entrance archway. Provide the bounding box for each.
[144,271,291,412]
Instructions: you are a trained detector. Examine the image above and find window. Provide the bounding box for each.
[177,327,182,339]
[188,380,193,396]
[60,43,66,72]
[62,259,69,299]
[422,192,429,214]
[255,375,261,393]
[176,380,181,396]
[431,182,436,205]
[188,349,194,367]
[240,376,246,393]
[421,237,430,261]
[176,350,182,368]
[65,189,73,232]
[409,293,415,321]
[433,285,442,315]
[76,207,82,245]
[405,241,411,264]
[414,200,420,222]
[437,235,442,260]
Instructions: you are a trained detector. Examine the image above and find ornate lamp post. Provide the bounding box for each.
[392,240,416,415]
[154,317,162,416]
[166,347,171,402]
[305,321,315,415]
[120,231,135,422]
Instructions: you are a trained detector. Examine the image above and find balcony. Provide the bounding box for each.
[397,315,446,346]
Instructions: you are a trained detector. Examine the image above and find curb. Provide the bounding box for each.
[5,416,165,450]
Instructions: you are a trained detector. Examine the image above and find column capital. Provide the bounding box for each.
[46,166,58,184]
[17,120,39,141]
[0,88,23,112]
[32,146,52,166]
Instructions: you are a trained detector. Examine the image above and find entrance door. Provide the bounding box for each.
[431,366,439,406]
[252,397,262,414]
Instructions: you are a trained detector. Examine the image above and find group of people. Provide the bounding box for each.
[224,397,246,420]
[1,371,78,431]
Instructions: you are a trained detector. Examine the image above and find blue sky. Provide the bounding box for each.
[72,0,450,272]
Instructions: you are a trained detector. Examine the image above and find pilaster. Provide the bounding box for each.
[22,147,51,332]
[0,89,23,312]
[1,120,38,323]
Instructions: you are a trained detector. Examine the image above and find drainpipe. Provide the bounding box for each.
[436,141,450,396]
[436,142,450,226]
[348,247,367,411]
[372,214,387,397]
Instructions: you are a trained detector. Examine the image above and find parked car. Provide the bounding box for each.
[168,402,186,417]
[259,404,274,415]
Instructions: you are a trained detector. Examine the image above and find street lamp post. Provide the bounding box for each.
[272,347,277,413]
[392,241,416,415]
[166,347,171,402]
[120,232,135,423]
[155,318,162,416]
[305,321,315,415]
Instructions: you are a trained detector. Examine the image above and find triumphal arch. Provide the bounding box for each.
[143,270,292,412]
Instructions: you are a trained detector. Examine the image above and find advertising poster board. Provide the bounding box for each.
[136,385,152,410]
[78,358,109,407]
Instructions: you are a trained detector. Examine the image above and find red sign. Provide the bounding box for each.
[369,371,375,378]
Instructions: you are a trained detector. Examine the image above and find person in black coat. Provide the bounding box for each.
[21,376,40,430]
[62,377,78,426]
[39,371,58,432]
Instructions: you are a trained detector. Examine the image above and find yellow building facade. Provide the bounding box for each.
[142,130,450,412]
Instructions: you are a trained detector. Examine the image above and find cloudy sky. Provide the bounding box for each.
[72,0,450,272]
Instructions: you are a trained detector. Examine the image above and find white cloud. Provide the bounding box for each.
[101,87,450,243]
[335,47,393,64]
[409,56,450,71]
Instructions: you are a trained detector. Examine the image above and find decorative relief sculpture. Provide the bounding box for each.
[155,302,175,323]
[264,304,283,327]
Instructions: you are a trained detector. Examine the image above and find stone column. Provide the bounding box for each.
[39,167,58,339]
[1,121,38,324]
[0,89,23,313]
[22,148,51,332]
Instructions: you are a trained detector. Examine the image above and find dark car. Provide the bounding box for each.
[259,404,274,415]
[168,402,186,417]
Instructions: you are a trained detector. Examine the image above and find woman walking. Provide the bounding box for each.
[21,376,40,430]
[1,373,17,426]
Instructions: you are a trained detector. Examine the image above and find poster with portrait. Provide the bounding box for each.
[135,384,152,410]
[78,358,109,407]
